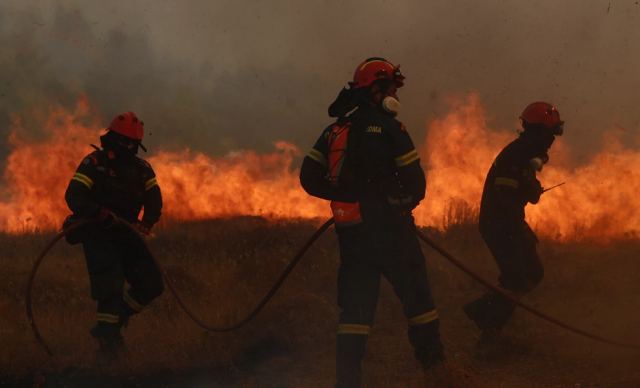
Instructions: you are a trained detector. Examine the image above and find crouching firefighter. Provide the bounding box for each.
[300,58,448,387]
[64,111,164,360]
[464,101,564,340]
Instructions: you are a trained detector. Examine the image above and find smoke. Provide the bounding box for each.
[1,0,640,171]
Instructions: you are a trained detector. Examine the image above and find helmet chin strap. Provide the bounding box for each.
[382,96,401,115]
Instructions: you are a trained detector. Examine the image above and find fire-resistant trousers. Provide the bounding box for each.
[335,215,443,388]
[82,225,164,336]
[465,222,543,332]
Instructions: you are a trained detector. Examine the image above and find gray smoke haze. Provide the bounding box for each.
[1,0,640,170]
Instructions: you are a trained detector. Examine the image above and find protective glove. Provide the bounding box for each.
[62,214,84,245]
[133,221,152,237]
[387,194,418,212]
[526,179,543,204]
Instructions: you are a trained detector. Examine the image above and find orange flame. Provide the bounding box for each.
[529,139,640,241]
[0,95,639,241]
[417,93,640,241]
[149,142,327,221]
[0,99,329,233]
[415,94,511,229]
[0,98,98,232]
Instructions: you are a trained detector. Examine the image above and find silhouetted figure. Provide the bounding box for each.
[465,102,564,341]
[64,112,164,362]
[301,58,450,387]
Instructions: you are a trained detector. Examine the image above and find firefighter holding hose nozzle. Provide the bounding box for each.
[64,112,164,361]
[464,101,564,346]
[301,58,456,387]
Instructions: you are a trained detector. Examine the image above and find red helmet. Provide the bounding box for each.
[520,102,564,135]
[108,111,144,141]
[351,57,405,89]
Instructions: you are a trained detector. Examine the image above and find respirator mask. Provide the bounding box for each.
[382,96,401,115]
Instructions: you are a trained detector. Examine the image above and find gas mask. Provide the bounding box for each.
[100,131,140,160]
[529,153,550,172]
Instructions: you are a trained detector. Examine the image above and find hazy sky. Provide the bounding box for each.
[1,0,639,166]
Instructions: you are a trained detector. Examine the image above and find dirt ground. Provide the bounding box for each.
[1,218,639,387]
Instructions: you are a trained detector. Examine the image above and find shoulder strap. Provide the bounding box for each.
[327,121,351,184]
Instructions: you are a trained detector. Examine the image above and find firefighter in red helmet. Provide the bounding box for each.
[64,111,163,361]
[464,102,564,343]
[301,58,449,386]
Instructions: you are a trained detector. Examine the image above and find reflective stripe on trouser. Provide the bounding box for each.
[82,229,165,330]
[337,323,370,335]
[408,311,443,369]
[96,312,119,324]
[334,217,445,383]
[409,309,439,326]
[360,213,444,368]
[123,289,145,313]
[335,225,374,388]
[94,297,125,339]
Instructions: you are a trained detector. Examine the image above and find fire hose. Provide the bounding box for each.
[26,217,335,357]
[26,219,93,357]
[28,216,640,358]
[163,218,335,332]
[415,229,640,351]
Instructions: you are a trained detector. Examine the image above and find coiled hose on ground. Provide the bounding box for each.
[27,217,640,358]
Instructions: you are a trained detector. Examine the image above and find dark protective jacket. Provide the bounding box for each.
[300,105,425,221]
[478,137,543,234]
[349,106,425,221]
[65,148,162,227]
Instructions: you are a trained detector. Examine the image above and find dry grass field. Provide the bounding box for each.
[1,217,640,387]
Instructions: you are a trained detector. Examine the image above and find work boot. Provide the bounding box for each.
[90,323,125,365]
[119,307,133,328]
[336,334,367,388]
[415,343,445,371]
[463,297,491,331]
[464,293,515,332]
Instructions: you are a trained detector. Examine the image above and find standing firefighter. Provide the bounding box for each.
[464,102,564,339]
[64,111,164,360]
[301,58,449,387]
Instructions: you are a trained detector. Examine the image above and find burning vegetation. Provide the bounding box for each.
[1,94,640,241]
